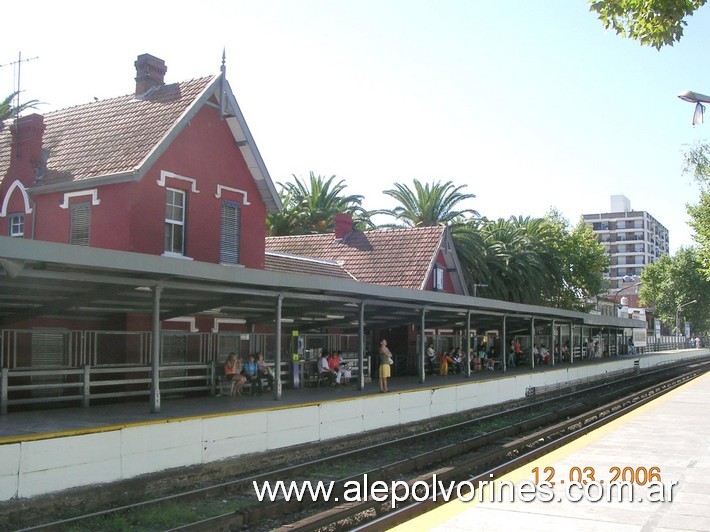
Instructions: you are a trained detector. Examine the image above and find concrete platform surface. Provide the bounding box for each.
[400,369,710,531]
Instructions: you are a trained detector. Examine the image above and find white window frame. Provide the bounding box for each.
[432,263,445,291]
[164,188,186,256]
[9,213,24,238]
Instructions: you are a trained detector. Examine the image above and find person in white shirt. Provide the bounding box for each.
[318,352,336,386]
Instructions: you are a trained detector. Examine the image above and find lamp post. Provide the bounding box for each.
[473,284,488,298]
[678,90,710,125]
[675,299,697,336]
[613,281,642,318]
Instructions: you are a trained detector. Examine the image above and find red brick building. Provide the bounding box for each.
[0,53,281,267]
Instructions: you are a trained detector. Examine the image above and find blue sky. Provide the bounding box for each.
[3,1,709,252]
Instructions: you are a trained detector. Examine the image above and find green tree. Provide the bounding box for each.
[588,0,707,49]
[683,143,710,278]
[456,213,607,309]
[377,179,478,227]
[475,217,553,304]
[639,247,710,333]
[544,211,609,311]
[266,172,372,236]
[0,91,42,131]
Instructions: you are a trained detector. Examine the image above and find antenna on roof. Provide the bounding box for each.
[219,48,226,120]
[0,52,39,123]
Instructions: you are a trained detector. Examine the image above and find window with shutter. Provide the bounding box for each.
[70,203,90,246]
[220,201,241,264]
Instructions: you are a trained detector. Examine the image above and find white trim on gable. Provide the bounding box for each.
[0,181,34,217]
[60,189,101,209]
[157,170,200,193]
[215,184,251,205]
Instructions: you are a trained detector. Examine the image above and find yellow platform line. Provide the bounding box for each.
[0,379,486,445]
[395,371,709,530]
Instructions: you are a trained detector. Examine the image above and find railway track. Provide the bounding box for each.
[11,360,709,531]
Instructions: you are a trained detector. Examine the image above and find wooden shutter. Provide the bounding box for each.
[220,201,241,264]
[70,203,90,246]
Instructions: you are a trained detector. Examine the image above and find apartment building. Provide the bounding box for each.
[583,195,669,291]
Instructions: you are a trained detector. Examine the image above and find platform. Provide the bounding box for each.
[400,363,710,531]
[0,349,707,502]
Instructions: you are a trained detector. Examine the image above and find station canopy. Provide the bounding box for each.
[0,237,643,335]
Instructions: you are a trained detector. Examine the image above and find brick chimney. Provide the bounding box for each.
[134,54,167,97]
[334,213,354,240]
[5,113,45,188]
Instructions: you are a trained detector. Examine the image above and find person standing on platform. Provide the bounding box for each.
[379,339,393,392]
[628,337,637,356]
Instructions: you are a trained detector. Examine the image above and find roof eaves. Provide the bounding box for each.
[442,227,469,296]
[418,228,446,291]
[28,170,139,195]
[222,78,282,214]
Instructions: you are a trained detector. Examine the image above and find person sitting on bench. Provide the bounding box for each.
[242,354,263,396]
[256,352,274,392]
[318,352,337,386]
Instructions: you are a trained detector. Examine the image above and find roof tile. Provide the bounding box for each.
[265,226,445,290]
[0,77,214,187]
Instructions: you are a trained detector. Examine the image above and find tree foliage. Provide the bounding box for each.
[376,179,478,228]
[446,212,607,310]
[589,0,707,49]
[639,247,710,333]
[684,142,710,278]
[0,91,42,131]
[266,172,373,236]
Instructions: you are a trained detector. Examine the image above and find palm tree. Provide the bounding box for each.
[377,179,478,227]
[267,172,373,236]
[0,91,42,132]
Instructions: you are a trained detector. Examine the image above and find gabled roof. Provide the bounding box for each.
[265,225,456,291]
[0,71,282,213]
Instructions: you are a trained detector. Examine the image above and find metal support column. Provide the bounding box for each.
[580,325,585,360]
[569,322,574,365]
[1,368,8,415]
[358,302,366,391]
[551,320,555,367]
[465,311,472,377]
[530,317,536,369]
[501,314,507,372]
[419,308,426,384]
[150,284,162,414]
[274,295,283,400]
